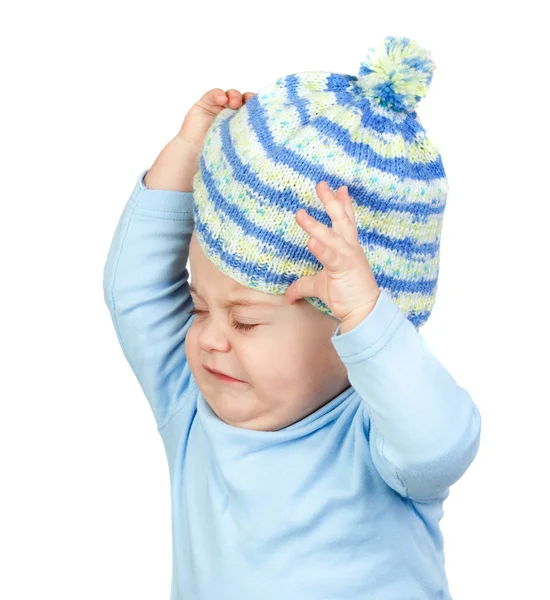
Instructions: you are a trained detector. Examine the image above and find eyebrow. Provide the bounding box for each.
[188,283,279,308]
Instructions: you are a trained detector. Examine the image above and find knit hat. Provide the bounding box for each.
[191,35,448,329]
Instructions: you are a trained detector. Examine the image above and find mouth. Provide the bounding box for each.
[204,366,246,384]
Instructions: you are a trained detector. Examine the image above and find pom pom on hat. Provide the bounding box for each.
[357,35,436,113]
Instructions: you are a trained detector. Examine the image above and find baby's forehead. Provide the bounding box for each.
[189,274,283,307]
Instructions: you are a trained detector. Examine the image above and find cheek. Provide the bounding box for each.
[184,322,317,384]
[184,327,201,370]
[270,331,329,385]
[258,334,316,381]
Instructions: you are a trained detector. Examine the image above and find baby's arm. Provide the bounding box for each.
[102,138,196,428]
[332,290,482,502]
[103,89,254,428]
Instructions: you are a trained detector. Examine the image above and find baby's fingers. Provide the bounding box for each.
[199,88,226,107]
[200,88,235,109]
[202,89,255,110]
[222,89,244,108]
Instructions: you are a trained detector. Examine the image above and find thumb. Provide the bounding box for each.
[285,275,317,305]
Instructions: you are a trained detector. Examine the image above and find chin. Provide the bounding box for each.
[206,394,276,430]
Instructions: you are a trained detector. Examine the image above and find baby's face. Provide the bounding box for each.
[185,231,351,432]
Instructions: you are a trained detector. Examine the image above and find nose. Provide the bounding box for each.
[196,316,233,352]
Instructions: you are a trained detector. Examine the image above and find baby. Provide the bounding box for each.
[103,36,481,600]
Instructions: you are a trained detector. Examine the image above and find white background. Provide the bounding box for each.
[2,1,548,598]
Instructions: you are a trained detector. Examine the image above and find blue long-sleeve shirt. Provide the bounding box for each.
[103,169,482,600]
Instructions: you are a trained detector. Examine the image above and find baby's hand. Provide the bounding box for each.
[146,89,255,192]
[176,88,255,155]
[285,182,381,331]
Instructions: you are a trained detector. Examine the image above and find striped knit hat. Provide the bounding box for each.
[191,35,448,329]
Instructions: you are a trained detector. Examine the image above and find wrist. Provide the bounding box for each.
[173,133,202,154]
[339,295,380,335]
[144,136,202,192]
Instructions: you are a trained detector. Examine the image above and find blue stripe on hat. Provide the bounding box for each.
[194,168,438,298]
[216,123,441,258]
[284,75,310,127]
[310,116,446,180]
[215,125,440,258]
[200,152,441,277]
[249,92,444,182]
[227,99,445,218]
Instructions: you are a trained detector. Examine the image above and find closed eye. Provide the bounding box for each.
[187,308,258,332]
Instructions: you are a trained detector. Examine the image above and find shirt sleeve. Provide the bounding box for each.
[331,289,482,501]
[102,169,196,428]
